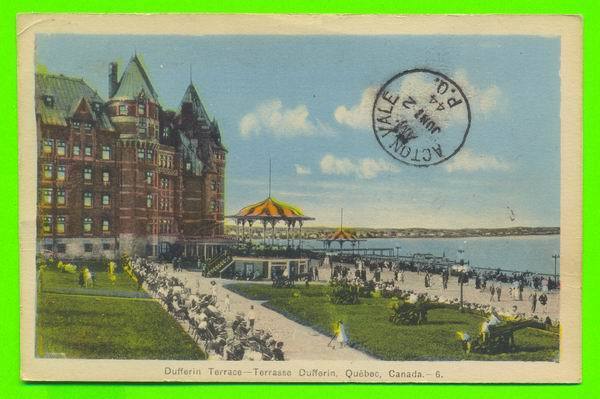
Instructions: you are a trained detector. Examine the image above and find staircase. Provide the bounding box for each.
[204,252,234,278]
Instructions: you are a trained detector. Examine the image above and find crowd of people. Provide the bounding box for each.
[129,256,286,361]
[325,254,559,291]
[323,255,555,319]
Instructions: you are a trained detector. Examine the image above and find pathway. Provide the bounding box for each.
[171,269,374,361]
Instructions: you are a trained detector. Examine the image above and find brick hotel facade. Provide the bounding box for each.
[36,54,228,260]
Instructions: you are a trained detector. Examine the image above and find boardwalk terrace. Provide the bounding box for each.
[36,54,228,260]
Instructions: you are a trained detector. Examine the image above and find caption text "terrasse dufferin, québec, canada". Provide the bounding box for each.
[163,367,440,380]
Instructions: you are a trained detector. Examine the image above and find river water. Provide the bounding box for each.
[294,235,560,275]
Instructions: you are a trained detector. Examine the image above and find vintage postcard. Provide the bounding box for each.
[18,14,582,383]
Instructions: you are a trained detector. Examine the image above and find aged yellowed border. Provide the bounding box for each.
[17,13,582,383]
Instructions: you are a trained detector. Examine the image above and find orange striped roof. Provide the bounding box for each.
[327,229,359,241]
[231,197,313,220]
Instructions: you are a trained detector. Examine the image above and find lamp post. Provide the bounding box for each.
[396,246,401,258]
[459,271,465,312]
[552,253,560,288]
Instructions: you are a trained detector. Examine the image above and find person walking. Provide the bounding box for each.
[247,305,257,330]
[530,292,538,313]
[210,280,218,298]
[329,320,349,349]
[496,285,502,302]
[538,292,548,315]
[490,285,496,302]
[224,294,231,313]
[518,283,524,301]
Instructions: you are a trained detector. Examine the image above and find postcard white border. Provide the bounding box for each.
[17,13,582,383]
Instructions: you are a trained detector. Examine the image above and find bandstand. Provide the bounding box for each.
[320,209,366,254]
[225,196,315,279]
[228,196,314,248]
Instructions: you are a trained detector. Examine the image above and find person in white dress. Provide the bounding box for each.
[329,320,349,349]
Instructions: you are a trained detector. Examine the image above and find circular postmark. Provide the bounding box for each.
[372,69,471,167]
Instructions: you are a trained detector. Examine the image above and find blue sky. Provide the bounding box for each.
[35,34,560,229]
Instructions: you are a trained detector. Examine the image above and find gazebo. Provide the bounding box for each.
[321,209,365,252]
[228,196,314,248]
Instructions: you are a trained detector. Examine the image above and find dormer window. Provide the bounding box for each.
[83,122,92,131]
[92,102,102,112]
[118,104,127,115]
[72,120,80,129]
[43,95,54,107]
[138,103,146,115]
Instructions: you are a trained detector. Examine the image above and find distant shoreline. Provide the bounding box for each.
[305,233,560,240]
[223,226,560,240]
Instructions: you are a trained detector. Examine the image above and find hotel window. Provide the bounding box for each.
[83,122,92,131]
[83,191,92,208]
[146,148,153,161]
[102,194,110,206]
[138,103,145,115]
[138,117,146,134]
[56,243,66,253]
[101,145,111,160]
[42,188,53,204]
[146,194,153,208]
[210,199,217,212]
[42,216,52,234]
[102,243,111,250]
[84,145,92,157]
[161,177,169,189]
[84,242,93,252]
[56,189,65,206]
[83,167,92,181]
[185,161,192,171]
[119,104,127,115]
[57,140,66,156]
[102,218,110,232]
[56,216,65,234]
[167,156,172,169]
[138,148,145,160]
[57,165,65,181]
[72,120,80,129]
[102,171,110,184]
[43,164,53,179]
[83,218,92,233]
[42,139,53,154]
[73,144,80,156]
[146,171,153,185]
[210,179,217,191]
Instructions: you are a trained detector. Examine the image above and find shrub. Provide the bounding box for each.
[330,281,360,305]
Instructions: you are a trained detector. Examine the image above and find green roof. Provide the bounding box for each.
[111,55,159,103]
[35,73,114,130]
[180,83,210,122]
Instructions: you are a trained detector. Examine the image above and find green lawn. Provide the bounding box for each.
[36,267,206,360]
[41,265,140,292]
[226,283,559,361]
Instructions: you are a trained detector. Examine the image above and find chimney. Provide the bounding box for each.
[109,62,118,98]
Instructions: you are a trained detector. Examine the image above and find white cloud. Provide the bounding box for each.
[294,164,312,175]
[444,149,511,173]
[240,99,332,138]
[320,153,399,179]
[333,86,378,129]
[453,69,503,116]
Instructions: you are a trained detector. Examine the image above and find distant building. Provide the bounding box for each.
[36,54,228,259]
